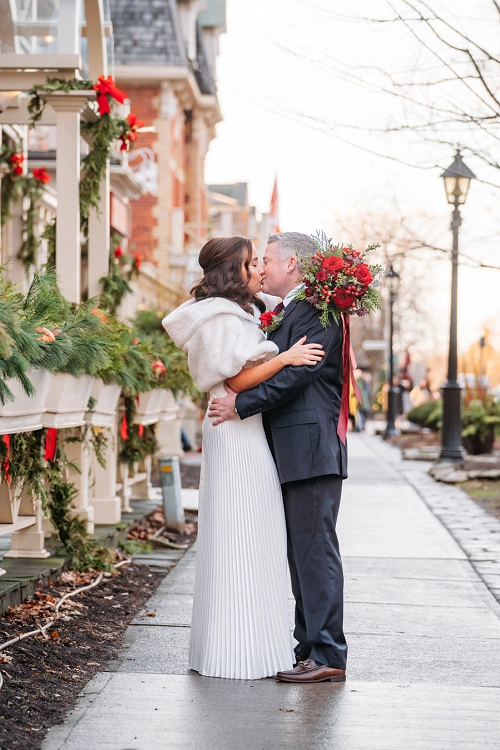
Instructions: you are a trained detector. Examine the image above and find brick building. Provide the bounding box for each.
[110,0,226,311]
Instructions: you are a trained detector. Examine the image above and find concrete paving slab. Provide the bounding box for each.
[342,556,477,581]
[108,625,191,674]
[42,674,500,750]
[339,484,466,559]
[345,572,490,607]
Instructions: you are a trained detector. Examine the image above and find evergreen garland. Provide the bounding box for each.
[27,78,94,126]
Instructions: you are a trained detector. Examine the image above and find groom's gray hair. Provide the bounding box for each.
[267,232,314,272]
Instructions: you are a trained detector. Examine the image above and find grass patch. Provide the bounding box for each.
[461,479,500,519]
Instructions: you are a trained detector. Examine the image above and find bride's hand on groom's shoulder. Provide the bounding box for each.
[208,383,238,425]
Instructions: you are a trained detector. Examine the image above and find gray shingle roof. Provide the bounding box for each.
[110,0,188,67]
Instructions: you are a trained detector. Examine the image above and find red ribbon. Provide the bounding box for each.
[138,424,144,437]
[120,412,129,441]
[93,75,127,116]
[2,434,11,486]
[337,315,362,445]
[44,428,58,461]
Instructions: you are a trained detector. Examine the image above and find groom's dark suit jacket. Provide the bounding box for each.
[235,299,347,483]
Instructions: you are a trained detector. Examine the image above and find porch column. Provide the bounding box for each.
[43,91,94,303]
[87,166,110,299]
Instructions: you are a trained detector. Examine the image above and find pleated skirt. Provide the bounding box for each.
[189,386,294,679]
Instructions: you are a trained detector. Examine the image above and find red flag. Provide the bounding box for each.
[269,177,280,234]
[44,428,58,461]
[2,435,11,486]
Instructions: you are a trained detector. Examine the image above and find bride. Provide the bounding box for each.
[163,236,324,680]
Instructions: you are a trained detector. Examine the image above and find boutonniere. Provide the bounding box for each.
[259,309,285,333]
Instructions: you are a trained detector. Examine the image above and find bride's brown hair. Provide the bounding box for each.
[191,236,265,314]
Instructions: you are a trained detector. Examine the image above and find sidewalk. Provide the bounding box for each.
[42,434,500,750]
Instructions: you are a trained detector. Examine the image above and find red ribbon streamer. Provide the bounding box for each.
[2,434,11,486]
[120,412,129,441]
[44,428,58,461]
[337,315,362,445]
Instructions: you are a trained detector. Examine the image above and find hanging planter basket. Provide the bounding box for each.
[0,368,53,434]
[42,373,95,429]
[134,389,169,426]
[85,379,122,428]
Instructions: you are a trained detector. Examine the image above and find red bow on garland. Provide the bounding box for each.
[2,435,11,486]
[93,75,127,116]
[337,315,362,445]
[120,113,145,151]
[44,428,58,461]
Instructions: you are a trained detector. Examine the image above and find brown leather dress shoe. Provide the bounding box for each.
[276,659,346,683]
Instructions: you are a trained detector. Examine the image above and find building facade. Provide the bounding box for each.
[110,0,226,309]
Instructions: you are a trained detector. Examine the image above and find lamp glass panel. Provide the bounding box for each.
[388,272,400,295]
[443,174,471,205]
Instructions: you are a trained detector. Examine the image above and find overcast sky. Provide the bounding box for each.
[204,0,500,355]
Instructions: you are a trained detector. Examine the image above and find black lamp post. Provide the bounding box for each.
[439,151,475,462]
[385,266,400,438]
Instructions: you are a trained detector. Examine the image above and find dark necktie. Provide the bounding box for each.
[272,302,284,315]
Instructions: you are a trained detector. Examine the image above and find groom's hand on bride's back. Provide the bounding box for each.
[208,383,238,425]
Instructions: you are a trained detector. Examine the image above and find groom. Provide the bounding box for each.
[208,232,348,683]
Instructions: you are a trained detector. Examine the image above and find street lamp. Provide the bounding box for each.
[385,266,400,438]
[439,150,475,462]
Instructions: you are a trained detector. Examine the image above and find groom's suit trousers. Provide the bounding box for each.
[281,473,347,670]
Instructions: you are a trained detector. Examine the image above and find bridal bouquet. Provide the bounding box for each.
[295,231,385,328]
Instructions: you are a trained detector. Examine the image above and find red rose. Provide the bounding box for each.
[322,256,344,275]
[353,264,372,285]
[259,312,274,326]
[114,246,124,258]
[315,269,328,282]
[33,167,51,184]
[13,165,23,175]
[134,252,143,270]
[333,289,355,309]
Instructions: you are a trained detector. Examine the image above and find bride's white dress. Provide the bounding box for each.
[163,296,294,679]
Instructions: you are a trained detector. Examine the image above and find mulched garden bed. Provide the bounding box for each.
[0,563,165,750]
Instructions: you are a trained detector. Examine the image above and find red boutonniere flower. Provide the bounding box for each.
[33,167,51,184]
[93,75,127,116]
[259,309,285,333]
